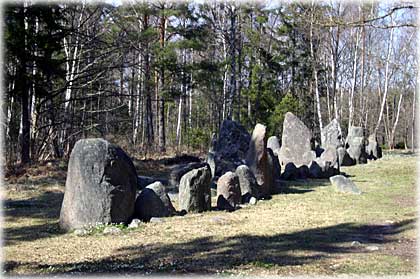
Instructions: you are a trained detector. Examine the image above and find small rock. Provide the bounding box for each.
[128,219,141,228]
[103,226,121,235]
[150,217,165,223]
[351,241,362,246]
[249,197,257,205]
[74,228,88,236]
[366,245,379,251]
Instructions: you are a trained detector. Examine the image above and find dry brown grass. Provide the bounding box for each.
[2,152,417,276]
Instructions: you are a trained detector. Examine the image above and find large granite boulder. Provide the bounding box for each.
[322,119,344,149]
[169,162,207,188]
[278,112,316,167]
[347,137,368,164]
[179,165,212,213]
[216,171,241,210]
[345,126,367,164]
[246,123,272,197]
[345,126,364,147]
[134,182,175,222]
[267,136,280,152]
[330,175,362,194]
[366,134,382,160]
[59,138,137,231]
[235,165,259,201]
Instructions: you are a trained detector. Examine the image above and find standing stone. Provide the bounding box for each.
[235,165,260,200]
[320,146,339,169]
[345,126,364,147]
[206,151,216,177]
[179,165,212,213]
[59,138,137,231]
[246,123,272,197]
[322,119,344,149]
[366,134,382,160]
[330,175,362,194]
[278,112,316,167]
[267,136,280,152]
[337,147,356,166]
[134,182,175,222]
[347,137,368,164]
[214,120,251,169]
[216,172,241,210]
[267,148,281,184]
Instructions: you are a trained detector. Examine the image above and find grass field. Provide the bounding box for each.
[2,151,418,276]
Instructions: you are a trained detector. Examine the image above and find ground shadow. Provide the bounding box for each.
[5,218,414,275]
[3,191,65,246]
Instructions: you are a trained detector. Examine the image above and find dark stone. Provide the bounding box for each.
[330,175,362,194]
[178,165,212,213]
[134,182,175,222]
[216,171,241,210]
[297,165,310,179]
[206,151,216,177]
[169,162,207,188]
[59,138,137,231]
[163,154,201,166]
[267,148,281,185]
[322,119,344,149]
[281,162,298,180]
[215,119,251,165]
[246,124,272,196]
[309,161,322,178]
[235,165,260,200]
[278,112,315,167]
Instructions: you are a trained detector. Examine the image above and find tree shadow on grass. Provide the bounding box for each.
[6,218,415,275]
[3,191,64,246]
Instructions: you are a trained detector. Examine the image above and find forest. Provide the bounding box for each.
[3,0,418,167]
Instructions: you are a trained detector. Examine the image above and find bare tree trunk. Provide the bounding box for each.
[389,93,403,149]
[374,22,394,134]
[348,26,361,131]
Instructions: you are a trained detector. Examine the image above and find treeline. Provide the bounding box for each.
[3,1,418,166]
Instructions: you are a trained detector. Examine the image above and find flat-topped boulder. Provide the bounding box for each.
[169,162,208,188]
[278,112,315,167]
[59,138,137,231]
[330,175,362,194]
[322,119,344,149]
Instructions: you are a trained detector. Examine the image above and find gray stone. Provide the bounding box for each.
[206,151,216,177]
[179,165,212,213]
[347,137,368,164]
[137,176,168,190]
[134,182,175,222]
[246,124,272,196]
[74,228,88,236]
[320,146,340,170]
[366,134,382,160]
[169,162,207,188]
[150,217,165,223]
[322,119,344,149]
[267,136,280,151]
[216,171,241,210]
[345,126,364,146]
[278,112,314,167]
[103,226,121,235]
[128,219,141,228]
[59,138,137,231]
[235,165,259,200]
[249,197,258,205]
[366,245,380,251]
[329,175,362,194]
